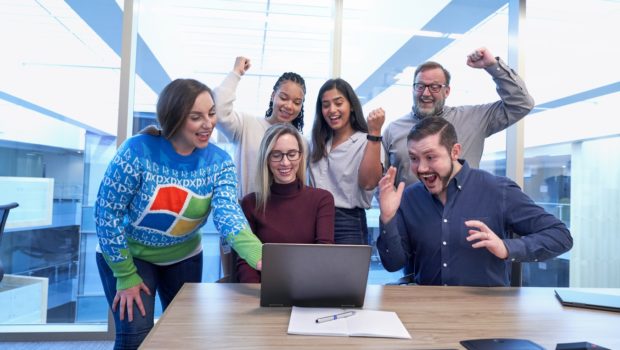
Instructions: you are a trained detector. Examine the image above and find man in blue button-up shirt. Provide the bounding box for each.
[377,117,572,286]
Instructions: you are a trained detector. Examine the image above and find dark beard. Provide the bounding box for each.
[418,161,454,195]
[440,161,454,191]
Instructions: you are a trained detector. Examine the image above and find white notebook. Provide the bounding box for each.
[287,306,411,339]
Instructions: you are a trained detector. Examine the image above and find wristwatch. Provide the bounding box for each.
[367,135,382,142]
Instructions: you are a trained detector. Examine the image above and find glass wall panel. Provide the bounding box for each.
[0,0,121,332]
[523,0,620,287]
[133,0,333,294]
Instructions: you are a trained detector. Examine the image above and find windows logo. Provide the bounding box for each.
[136,185,211,236]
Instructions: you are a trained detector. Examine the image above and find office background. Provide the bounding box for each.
[0,0,618,340]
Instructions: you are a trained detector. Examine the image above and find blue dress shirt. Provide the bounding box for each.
[377,160,573,286]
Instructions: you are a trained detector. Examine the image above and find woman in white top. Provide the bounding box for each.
[214,56,307,198]
[308,78,385,244]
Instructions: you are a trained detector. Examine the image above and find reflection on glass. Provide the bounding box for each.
[0,0,120,330]
[524,0,620,288]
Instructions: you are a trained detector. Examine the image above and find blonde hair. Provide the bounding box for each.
[255,124,307,213]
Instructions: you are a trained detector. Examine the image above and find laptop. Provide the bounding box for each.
[260,243,372,307]
[555,289,620,312]
[460,338,544,350]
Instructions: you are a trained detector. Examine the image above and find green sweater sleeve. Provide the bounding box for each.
[102,250,143,290]
[212,159,263,267]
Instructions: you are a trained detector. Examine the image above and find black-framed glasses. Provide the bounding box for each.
[269,150,301,162]
[413,83,447,93]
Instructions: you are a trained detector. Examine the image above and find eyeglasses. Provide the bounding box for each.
[269,150,301,162]
[413,83,447,93]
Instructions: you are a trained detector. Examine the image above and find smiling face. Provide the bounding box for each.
[268,133,302,184]
[269,80,305,124]
[320,87,353,134]
[169,91,216,155]
[408,132,460,203]
[413,67,450,118]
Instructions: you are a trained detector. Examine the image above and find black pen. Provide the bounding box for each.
[315,311,356,323]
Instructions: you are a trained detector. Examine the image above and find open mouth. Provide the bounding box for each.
[419,97,434,105]
[419,173,438,187]
[327,115,342,124]
[196,131,211,142]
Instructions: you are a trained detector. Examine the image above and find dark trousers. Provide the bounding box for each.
[334,207,369,245]
[96,252,203,350]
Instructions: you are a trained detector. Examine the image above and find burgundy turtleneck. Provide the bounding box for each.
[237,179,335,282]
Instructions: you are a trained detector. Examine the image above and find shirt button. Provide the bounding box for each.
[443,263,447,267]
[457,185,462,190]
[443,219,448,223]
[442,241,447,245]
[511,258,516,262]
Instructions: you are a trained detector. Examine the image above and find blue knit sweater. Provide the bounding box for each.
[94,134,262,289]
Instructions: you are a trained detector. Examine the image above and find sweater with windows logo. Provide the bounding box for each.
[95,134,261,290]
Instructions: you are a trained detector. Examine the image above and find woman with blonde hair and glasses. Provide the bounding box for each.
[237,123,335,282]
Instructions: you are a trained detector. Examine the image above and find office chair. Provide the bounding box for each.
[0,202,19,283]
[510,261,522,287]
[217,238,239,283]
[509,230,522,287]
[386,273,415,285]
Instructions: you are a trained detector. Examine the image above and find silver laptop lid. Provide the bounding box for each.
[555,289,620,312]
[260,243,372,307]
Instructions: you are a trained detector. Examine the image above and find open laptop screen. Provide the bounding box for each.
[260,243,372,307]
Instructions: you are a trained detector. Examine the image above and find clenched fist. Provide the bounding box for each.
[233,56,251,76]
[367,107,385,136]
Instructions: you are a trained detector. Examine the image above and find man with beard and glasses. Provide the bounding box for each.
[382,47,535,187]
[376,117,572,286]
[382,47,535,282]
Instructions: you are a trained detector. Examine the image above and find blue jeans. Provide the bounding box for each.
[334,207,369,245]
[96,252,203,350]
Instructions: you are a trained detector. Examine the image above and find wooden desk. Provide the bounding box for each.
[140,284,620,349]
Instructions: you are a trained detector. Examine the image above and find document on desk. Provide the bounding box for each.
[287,306,411,339]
